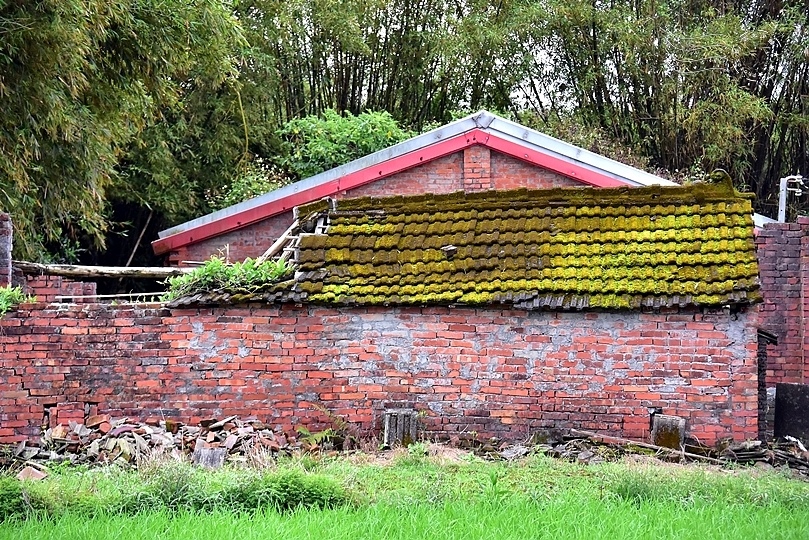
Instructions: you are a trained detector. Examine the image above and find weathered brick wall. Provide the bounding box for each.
[755,217,809,385]
[167,148,579,265]
[0,214,11,287]
[491,153,580,190]
[19,275,97,303]
[173,213,292,265]
[346,152,465,197]
[0,303,758,444]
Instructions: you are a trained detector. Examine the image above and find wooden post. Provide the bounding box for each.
[383,409,418,447]
[651,414,686,449]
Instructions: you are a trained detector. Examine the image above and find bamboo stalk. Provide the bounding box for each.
[14,261,192,279]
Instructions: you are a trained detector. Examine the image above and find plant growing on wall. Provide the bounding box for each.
[161,257,293,301]
[0,286,33,316]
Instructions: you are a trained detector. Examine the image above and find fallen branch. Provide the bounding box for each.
[568,429,725,464]
[13,260,192,279]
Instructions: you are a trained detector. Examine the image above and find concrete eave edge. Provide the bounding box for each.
[154,110,772,255]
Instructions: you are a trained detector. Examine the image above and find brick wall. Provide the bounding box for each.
[167,148,583,265]
[172,213,292,265]
[0,303,758,444]
[19,275,97,303]
[345,152,465,198]
[755,217,809,385]
[491,153,580,190]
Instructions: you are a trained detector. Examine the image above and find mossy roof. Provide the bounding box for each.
[294,181,760,310]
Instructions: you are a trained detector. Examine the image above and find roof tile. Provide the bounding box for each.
[295,181,760,309]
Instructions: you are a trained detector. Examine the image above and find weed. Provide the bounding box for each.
[407,442,429,458]
[483,470,509,505]
[297,404,360,451]
[115,461,349,515]
[0,286,34,316]
[161,257,292,301]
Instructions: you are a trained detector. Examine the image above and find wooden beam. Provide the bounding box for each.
[13,261,193,279]
[256,219,299,264]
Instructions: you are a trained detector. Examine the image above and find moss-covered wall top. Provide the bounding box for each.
[294,181,760,310]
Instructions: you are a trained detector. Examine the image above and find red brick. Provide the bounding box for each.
[0,300,762,445]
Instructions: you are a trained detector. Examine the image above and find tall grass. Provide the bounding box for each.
[1,461,348,520]
[3,497,808,540]
[2,453,808,538]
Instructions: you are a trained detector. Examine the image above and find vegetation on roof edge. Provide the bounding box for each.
[161,257,293,303]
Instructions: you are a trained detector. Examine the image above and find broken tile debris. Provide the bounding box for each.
[2,418,808,479]
[2,416,304,469]
[491,428,809,477]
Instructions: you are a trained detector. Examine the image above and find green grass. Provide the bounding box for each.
[2,498,807,540]
[1,452,808,539]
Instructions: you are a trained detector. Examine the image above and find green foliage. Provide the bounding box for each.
[0,476,25,522]
[277,110,413,179]
[606,467,809,509]
[208,160,294,210]
[161,257,293,301]
[6,453,809,535]
[0,0,242,259]
[6,0,808,263]
[231,470,347,512]
[5,496,809,539]
[296,427,339,447]
[0,286,33,316]
[525,0,807,207]
[21,461,348,517]
[297,404,360,450]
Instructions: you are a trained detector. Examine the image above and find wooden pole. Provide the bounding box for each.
[13,261,192,279]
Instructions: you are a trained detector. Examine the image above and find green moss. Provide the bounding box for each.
[297,182,758,309]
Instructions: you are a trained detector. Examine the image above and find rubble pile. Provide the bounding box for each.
[2,417,809,479]
[3,415,305,469]
[717,436,809,476]
[493,429,809,478]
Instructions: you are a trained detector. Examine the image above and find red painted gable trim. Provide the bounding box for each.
[153,129,629,254]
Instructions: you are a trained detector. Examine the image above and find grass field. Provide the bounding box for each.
[1,447,808,540]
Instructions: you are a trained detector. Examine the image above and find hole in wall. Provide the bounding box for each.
[41,402,56,429]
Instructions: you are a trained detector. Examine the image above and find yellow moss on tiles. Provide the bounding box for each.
[295,182,759,309]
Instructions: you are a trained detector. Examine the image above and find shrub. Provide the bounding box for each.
[228,470,348,512]
[116,463,348,514]
[0,476,25,522]
[209,159,294,210]
[277,109,413,180]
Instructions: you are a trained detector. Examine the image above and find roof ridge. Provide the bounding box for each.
[332,179,749,214]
